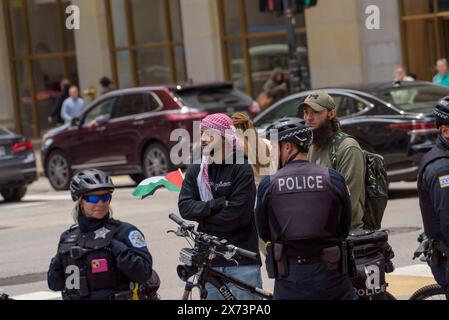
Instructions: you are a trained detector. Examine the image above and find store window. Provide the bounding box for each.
[3,0,78,138]
[218,0,310,98]
[400,0,449,81]
[105,0,187,88]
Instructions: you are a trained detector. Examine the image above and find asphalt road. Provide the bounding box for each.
[0,177,435,300]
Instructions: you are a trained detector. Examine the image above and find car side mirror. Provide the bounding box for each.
[95,114,111,126]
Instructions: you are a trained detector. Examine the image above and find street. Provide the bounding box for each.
[0,176,436,300]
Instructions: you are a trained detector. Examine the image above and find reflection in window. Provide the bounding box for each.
[137,48,171,85]
[131,0,166,44]
[84,98,116,124]
[227,41,247,93]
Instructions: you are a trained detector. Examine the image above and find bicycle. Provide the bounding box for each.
[168,213,273,300]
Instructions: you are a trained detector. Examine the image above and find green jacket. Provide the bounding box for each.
[308,133,365,230]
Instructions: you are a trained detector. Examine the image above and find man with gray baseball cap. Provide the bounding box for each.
[298,90,365,230]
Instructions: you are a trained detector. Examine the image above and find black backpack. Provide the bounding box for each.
[329,132,388,230]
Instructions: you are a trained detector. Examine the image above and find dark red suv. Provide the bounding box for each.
[41,82,259,190]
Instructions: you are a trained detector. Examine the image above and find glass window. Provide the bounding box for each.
[403,19,437,81]
[380,85,449,112]
[255,97,305,128]
[136,48,171,85]
[169,0,183,42]
[33,59,64,132]
[222,0,241,35]
[61,0,76,51]
[131,0,166,44]
[438,0,449,12]
[8,0,26,56]
[116,51,133,88]
[84,98,116,124]
[147,93,161,111]
[113,94,147,118]
[174,46,187,83]
[402,0,434,16]
[336,96,368,118]
[16,61,34,137]
[27,0,61,54]
[245,0,305,33]
[227,41,247,93]
[110,0,128,47]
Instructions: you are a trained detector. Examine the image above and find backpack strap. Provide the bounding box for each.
[329,132,351,169]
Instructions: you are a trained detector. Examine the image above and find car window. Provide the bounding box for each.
[336,96,368,118]
[255,97,304,128]
[113,94,148,118]
[176,87,251,110]
[0,128,10,136]
[380,85,449,113]
[148,93,161,111]
[83,98,116,125]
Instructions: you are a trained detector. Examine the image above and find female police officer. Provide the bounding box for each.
[47,169,153,300]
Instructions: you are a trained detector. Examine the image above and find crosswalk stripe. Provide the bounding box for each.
[12,291,61,300]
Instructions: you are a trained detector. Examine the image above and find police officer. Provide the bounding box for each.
[255,118,356,300]
[47,169,154,300]
[418,96,449,299]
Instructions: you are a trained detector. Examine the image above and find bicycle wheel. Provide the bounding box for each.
[409,284,446,300]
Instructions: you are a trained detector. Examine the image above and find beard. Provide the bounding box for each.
[312,120,335,149]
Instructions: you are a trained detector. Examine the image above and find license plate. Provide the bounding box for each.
[0,146,5,157]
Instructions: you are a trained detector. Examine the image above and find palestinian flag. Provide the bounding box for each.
[132,169,184,199]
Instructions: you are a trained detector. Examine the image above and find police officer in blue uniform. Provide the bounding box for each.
[418,96,449,299]
[255,118,356,300]
[47,169,154,300]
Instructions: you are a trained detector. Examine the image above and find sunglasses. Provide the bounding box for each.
[83,194,112,204]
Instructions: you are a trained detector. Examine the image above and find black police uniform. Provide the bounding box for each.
[255,160,357,300]
[47,213,153,300]
[418,135,449,297]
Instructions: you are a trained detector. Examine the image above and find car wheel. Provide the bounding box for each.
[129,174,145,184]
[1,186,27,202]
[46,151,72,190]
[142,143,173,178]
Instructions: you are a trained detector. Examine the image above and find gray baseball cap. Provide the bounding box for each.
[298,90,336,113]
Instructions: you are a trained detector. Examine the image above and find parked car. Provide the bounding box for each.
[254,81,449,182]
[42,82,257,191]
[0,127,37,202]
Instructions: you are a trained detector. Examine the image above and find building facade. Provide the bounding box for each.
[0,0,447,138]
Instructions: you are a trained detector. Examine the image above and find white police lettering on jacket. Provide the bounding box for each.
[277,175,327,193]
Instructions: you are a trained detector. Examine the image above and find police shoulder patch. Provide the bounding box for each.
[439,175,449,189]
[128,230,147,248]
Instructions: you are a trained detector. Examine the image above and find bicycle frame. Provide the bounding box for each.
[181,263,273,300]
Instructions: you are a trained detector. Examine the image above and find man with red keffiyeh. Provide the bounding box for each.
[178,113,263,300]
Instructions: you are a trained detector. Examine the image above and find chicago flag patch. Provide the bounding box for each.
[439,175,449,189]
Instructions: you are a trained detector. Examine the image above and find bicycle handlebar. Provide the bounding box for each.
[168,213,258,260]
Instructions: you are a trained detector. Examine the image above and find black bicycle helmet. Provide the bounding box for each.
[266,117,313,148]
[70,169,115,201]
[434,96,449,129]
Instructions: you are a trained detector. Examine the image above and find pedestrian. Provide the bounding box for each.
[417,95,449,299]
[178,113,263,300]
[232,112,277,184]
[433,59,449,87]
[100,76,113,95]
[47,169,155,300]
[393,67,415,83]
[61,86,85,123]
[257,68,288,110]
[298,90,365,230]
[255,118,356,300]
[48,79,70,126]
